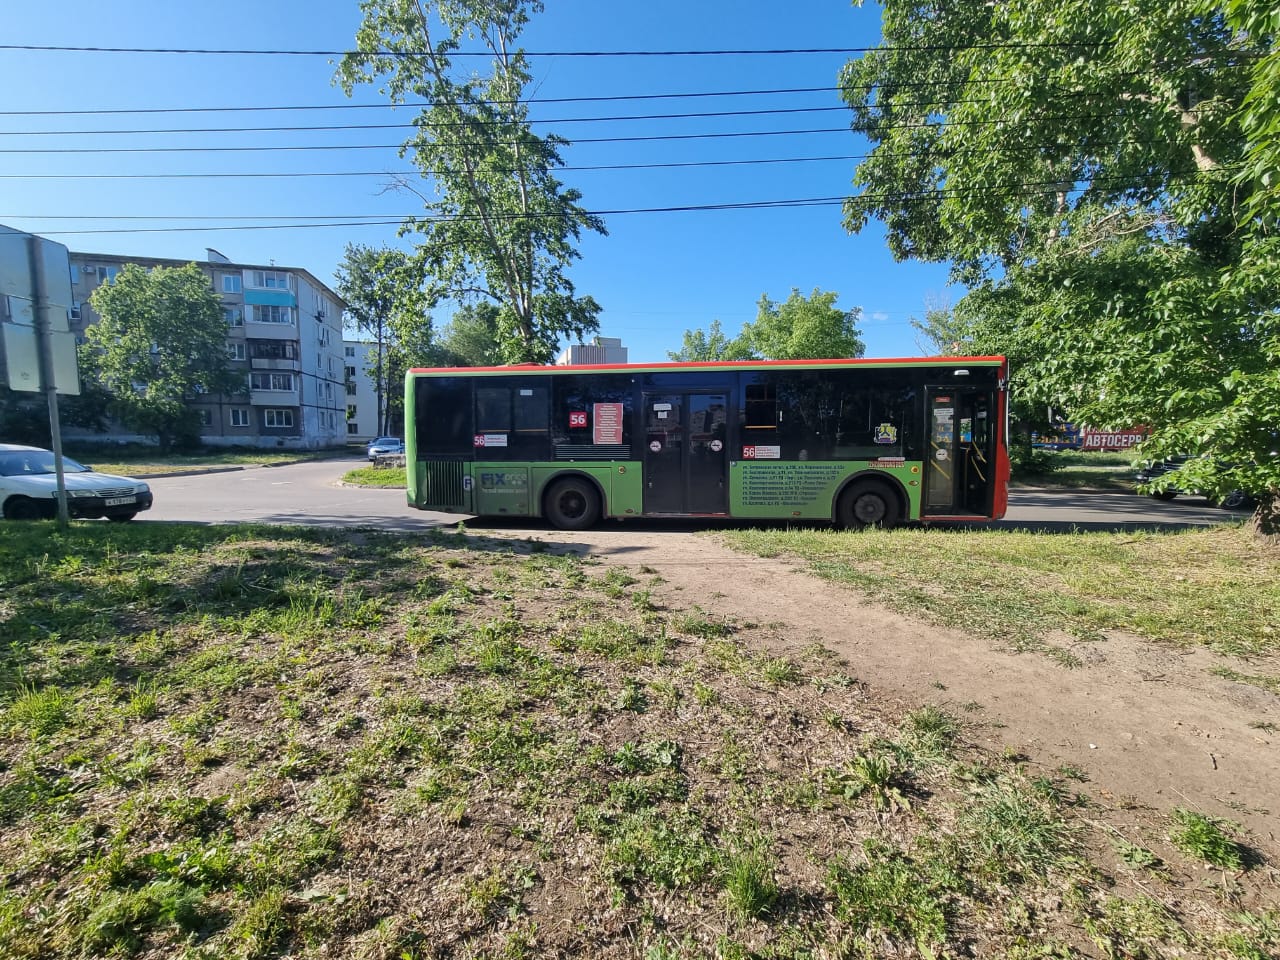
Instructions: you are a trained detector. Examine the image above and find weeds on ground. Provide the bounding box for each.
[0,522,1274,958]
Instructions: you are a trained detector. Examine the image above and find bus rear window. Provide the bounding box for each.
[416,377,473,454]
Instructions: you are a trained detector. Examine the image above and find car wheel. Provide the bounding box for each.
[4,496,46,521]
[107,512,139,523]
[543,477,600,531]
[1215,490,1250,510]
[837,482,900,530]
[1150,490,1177,501]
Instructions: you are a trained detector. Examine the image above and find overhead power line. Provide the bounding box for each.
[0,109,1162,155]
[0,41,1115,58]
[1,104,854,136]
[0,69,1146,118]
[23,170,1208,236]
[0,138,1183,181]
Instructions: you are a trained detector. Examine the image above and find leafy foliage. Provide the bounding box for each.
[84,262,240,450]
[336,0,605,364]
[335,244,432,434]
[669,288,865,361]
[667,319,755,362]
[842,0,1279,527]
[435,302,507,366]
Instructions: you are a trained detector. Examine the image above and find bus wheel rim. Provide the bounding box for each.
[854,495,885,524]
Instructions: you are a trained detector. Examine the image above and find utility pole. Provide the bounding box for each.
[29,234,69,527]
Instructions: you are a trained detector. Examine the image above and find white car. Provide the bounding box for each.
[0,443,153,522]
[366,436,405,460]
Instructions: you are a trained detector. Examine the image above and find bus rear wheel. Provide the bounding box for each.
[837,482,900,530]
[544,477,601,531]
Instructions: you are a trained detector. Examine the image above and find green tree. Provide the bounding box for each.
[84,263,240,450]
[335,244,430,435]
[908,296,967,356]
[841,0,1278,528]
[436,303,505,366]
[742,288,865,360]
[667,319,756,362]
[336,0,605,364]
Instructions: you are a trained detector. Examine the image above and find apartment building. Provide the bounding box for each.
[68,249,348,449]
[342,339,380,442]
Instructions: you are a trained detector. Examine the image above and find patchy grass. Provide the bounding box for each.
[341,464,407,488]
[0,523,1274,958]
[65,443,348,477]
[1013,449,1139,490]
[718,523,1280,661]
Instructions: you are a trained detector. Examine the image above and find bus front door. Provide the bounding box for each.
[643,392,728,515]
[923,388,995,517]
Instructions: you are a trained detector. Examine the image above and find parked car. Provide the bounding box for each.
[366,436,404,460]
[1135,456,1254,510]
[0,443,153,521]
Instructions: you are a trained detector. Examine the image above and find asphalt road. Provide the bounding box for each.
[139,456,1243,534]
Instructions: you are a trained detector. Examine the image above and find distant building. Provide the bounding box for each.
[68,250,348,449]
[342,339,380,442]
[555,336,628,366]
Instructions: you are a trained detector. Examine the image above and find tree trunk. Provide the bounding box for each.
[1251,493,1280,544]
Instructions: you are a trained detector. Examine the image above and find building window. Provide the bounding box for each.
[227,342,246,361]
[197,409,213,426]
[263,408,294,428]
[346,382,357,396]
[345,346,355,357]
[230,408,250,427]
[97,266,120,284]
[222,274,242,293]
[347,405,357,420]
[324,382,333,400]
[250,340,297,360]
[348,422,359,435]
[250,270,292,291]
[224,307,244,328]
[69,303,82,322]
[250,372,294,392]
[251,305,293,324]
[345,365,356,379]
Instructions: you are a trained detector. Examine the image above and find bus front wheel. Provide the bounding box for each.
[837,483,899,530]
[544,477,601,531]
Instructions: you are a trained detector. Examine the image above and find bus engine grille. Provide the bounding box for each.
[423,460,467,508]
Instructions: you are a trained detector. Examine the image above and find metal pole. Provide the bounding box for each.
[29,235,69,528]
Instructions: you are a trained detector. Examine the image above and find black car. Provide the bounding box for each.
[1135,456,1254,510]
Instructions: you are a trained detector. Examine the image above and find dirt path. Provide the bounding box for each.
[479,524,1280,856]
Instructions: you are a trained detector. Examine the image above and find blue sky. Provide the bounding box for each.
[0,0,956,362]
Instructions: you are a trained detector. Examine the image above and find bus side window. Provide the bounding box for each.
[744,382,777,429]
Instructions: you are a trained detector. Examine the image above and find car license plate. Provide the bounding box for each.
[104,496,136,506]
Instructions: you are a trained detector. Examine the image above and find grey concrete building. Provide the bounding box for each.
[68,249,348,449]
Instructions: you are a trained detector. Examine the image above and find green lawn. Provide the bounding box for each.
[1,523,1275,959]
[1013,449,1140,491]
[341,464,406,487]
[63,444,354,477]
[718,523,1280,671]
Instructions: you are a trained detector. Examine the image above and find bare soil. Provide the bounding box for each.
[478,522,1280,857]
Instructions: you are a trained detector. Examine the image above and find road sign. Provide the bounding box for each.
[0,225,79,395]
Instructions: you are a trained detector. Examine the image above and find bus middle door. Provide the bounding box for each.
[642,392,728,515]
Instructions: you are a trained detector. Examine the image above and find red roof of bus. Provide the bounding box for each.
[408,355,1006,375]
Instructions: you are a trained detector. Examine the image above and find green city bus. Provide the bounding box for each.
[404,356,1010,530]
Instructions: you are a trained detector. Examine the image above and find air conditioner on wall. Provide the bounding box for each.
[81,265,96,273]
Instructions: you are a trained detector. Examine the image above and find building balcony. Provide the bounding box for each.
[244,321,297,341]
[249,389,300,406]
[250,356,302,372]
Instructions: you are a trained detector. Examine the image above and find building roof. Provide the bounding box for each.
[69,249,347,309]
